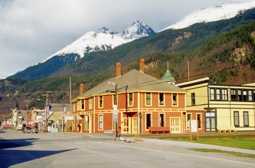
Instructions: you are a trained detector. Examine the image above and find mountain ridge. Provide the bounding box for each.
[48,20,155,59]
[165,0,255,30]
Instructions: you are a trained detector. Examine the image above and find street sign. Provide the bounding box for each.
[112,105,118,123]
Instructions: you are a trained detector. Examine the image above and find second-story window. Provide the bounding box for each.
[216,89,221,100]
[222,89,228,100]
[145,93,152,106]
[98,96,103,108]
[210,89,215,100]
[172,93,177,106]
[237,90,242,101]
[112,94,118,106]
[159,93,165,106]
[81,100,85,109]
[191,93,196,106]
[128,93,133,106]
[243,90,248,101]
[248,90,253,101]
[231,89,237,101]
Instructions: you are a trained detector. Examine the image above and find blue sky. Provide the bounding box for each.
[0,0,246,78]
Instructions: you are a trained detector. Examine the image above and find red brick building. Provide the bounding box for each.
[72,59,187,135]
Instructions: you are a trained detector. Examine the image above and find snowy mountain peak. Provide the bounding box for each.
[122,20,155,39]
[50,20,154,59]
[164,0,255,30]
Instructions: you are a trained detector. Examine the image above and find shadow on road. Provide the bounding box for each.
[0,138,38,149]
[0,137,76,168]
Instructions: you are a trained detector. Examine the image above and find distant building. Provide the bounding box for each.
[72,59,187,135]
[177,77,255,132]
[47,103,71,133]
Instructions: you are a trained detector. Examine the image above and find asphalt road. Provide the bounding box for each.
[0,130,255,168]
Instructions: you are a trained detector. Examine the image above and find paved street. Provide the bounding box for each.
[0,130,255,168]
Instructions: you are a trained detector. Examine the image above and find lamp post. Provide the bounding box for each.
[107,82,128,140]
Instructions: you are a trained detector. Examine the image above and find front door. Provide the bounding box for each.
[128,117,138,135]
[170,117,181,134]
[206,117,216,132]
[205,112,216,132]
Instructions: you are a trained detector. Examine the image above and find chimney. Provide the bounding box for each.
[139,58,145,73]
[79,83,86,96]
[115,62,122,77]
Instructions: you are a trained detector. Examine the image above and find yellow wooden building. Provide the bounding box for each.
[177,77,255,132]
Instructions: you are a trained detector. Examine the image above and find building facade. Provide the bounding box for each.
[72,59,188,135]
[177,77,255,132]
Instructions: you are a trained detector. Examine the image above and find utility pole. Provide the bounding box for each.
[69,76,72,104]
[114,84,118,140]
[43,91,52,132]
[187,60,190,81]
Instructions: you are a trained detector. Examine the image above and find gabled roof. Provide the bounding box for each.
[83,69,183,97]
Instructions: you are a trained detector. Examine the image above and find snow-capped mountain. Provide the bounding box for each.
[50,20,155,59]
[164,0,255,30]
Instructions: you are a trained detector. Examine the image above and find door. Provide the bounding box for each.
[205,112,216,132]
[206,117,216,132]
[170,117,181,134]
[128,117,138,135]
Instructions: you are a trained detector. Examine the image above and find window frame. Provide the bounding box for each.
[112,94,118,106]
[186,113,192,129]
[145,113,152,130]
[243,111,249,127]
[145,93,152,106]
[98,114,104,130]
[210,88,215,101]
[158,93,165,106]
[159,113,165,127]
[128,93,134,107]
[234,111,240,128]
[98,96,104,109]
[191,92,196,106]
[196,113,202,129]
[216,88,221,100]
[81,99,85,110]
[172,93,178,106]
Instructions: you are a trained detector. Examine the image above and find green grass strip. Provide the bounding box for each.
[191,148,255,159]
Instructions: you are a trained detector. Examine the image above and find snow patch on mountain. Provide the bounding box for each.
[49,20,155,59]
[164,0,255,30]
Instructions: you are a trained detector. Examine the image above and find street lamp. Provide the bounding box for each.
[106,81,128,140]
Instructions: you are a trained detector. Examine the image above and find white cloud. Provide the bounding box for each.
[0,0,229,77]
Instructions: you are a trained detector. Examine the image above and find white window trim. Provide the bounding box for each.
[145,112,152,130]
[172,93,179,107]
[145,93,152,107]
[112,94,118,106]
[98,113,104,130]
[158,112,166,127]
[158,93,165,106]
[196,113,202,130]
[186,113,192,129]
[98,96,104,109]
[128,93,134,107]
